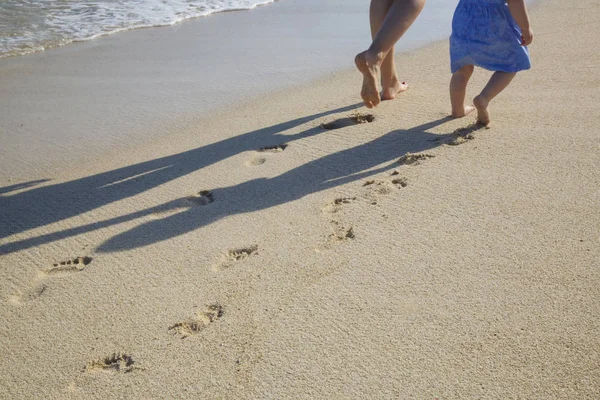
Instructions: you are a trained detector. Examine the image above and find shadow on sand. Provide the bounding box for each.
[0,105,479,255]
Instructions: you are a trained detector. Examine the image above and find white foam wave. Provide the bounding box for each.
[0,0,276,58]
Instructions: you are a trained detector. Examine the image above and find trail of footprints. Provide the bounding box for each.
[323,181,399,244]
[16,111,486,380]
[320,151,427,243]
[318,115,487,241]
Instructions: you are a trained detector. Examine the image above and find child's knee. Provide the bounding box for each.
[457,64,474,76]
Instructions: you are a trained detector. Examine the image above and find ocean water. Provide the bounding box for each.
[0,0,276,58]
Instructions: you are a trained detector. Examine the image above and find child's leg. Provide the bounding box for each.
[473,71,516,125]
[450,64,475,118]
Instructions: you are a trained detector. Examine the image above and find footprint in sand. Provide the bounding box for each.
[362,173,408,205]
[328,223,355,242]
[84,353,138,373]
[14,282,47,303]
[246,157,267,166]
[45,256,93,275]
[185,190,214,206]
[258,144,288,153]
[318,196,357,249]
[169,304,224,339]
[149,191,214,219]
[430,123,487,146]
[390,170,408,187]
[332,197,358,205]
[321,112,375,130]
[397,152,435,166]
[447,134,474,146]
[246,144,288,166]
[447,123,487,145]
[11,256,94,304]
[323,196,358,214]
[391,177,408,188]
[214,245,258,270]
[363,180,395,196]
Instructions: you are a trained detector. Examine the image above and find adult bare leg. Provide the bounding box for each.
[355,0,426,108]
[369,0,408,100]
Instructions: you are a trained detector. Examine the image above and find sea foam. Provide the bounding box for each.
[0,0,276,58]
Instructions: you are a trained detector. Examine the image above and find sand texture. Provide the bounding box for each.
[1,0,599,398]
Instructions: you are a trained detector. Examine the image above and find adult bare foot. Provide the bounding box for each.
[355,51,381,108]
[473,95,490,126]
[381,80,408,101]
[451,104,475,118]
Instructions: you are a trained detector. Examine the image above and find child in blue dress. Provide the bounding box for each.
[449,0,533,125]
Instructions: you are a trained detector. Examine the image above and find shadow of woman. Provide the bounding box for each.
[0,103,360,255]
[96,116,457,253]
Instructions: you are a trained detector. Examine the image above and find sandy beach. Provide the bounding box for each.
[1,0,599,398]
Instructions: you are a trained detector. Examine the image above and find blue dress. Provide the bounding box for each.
[450,0,531,73]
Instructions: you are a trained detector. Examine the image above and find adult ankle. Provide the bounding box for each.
[364,49,385,67]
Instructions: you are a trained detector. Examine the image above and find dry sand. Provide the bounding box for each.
[1,0,599,398]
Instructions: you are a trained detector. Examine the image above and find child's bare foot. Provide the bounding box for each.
[473,95,490,126]
[355,51,381,108]
[451,105,475,118]
[381,80,408,101]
